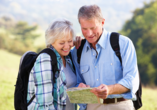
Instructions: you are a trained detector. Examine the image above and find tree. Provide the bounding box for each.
[12,21,39,47]
[0,16,15,29]
[120,0,157,86]
[0,16,41,55]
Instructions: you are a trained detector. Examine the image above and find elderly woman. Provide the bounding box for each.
[27,19,77,110]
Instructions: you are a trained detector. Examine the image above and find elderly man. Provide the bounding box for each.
[71,5,139,110]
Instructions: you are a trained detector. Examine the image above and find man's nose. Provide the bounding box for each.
[86,30,92,37]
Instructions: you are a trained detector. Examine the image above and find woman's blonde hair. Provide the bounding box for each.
[45,19,75,47]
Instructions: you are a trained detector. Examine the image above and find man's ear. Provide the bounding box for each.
[102,18,105,26]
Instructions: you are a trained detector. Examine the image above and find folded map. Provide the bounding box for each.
[66,87,103,104]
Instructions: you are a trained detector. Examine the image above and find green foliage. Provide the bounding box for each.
[12,21,40,49]
[0,16,42,55]
[0,28,35,55]
[0,16,15,29]
[120,0,157,86]
[13,21,39,40]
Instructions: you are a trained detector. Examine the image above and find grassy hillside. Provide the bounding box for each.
[0,49,157,110]
[0,49,20,110]
[142,87,157,110]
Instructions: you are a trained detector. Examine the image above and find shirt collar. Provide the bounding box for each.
[65,55,71,62]
[84,41,91,52]
[84,29,108,51]
[97,29,108,49]
[49,45,61,59]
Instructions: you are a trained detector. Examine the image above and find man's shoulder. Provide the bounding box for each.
[105,31,130,42]
[119,34,133,45]
[119,34,130,41]
[118,34,135,53]
[107,32,133,47]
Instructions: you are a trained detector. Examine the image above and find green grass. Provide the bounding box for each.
[0,49,157,110]
[0,49,20,110]
[140,87,157,110]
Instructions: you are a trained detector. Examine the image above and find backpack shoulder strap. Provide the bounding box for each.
[39,48,59,81]
[77,39,86,64]
[68,52,76,73]
[39,48,59,73]
[110,32,122,64]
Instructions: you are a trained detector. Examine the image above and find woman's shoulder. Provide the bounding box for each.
[36,53,51,62]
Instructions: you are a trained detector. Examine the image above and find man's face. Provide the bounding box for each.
[79,18,105,47]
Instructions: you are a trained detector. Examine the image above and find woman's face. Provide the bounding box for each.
[52,35,73,58]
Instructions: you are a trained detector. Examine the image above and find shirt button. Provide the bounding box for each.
[93,54,94,56]
[111,63,113,65]
[95,66,97,68]
[82,70,84,72]
[97,79,99,81]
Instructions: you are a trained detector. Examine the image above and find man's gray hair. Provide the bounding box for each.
[45,19,75,47]
[78,5,103,22]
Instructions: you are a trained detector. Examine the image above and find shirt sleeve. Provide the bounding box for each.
[32,53,55,109]
[118,36,139,100]
[71,48,86,87]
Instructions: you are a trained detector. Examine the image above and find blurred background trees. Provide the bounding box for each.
[0,16,42,55]
[120,0,157,86]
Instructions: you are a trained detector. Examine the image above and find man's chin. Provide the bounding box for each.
[87,39,97,44]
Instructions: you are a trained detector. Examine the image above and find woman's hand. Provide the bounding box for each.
[78,83,90,88]
[73,36,84,49]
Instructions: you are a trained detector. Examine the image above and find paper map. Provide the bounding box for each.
[66,87,103,104]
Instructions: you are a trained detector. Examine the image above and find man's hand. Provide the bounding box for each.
[78,83,90,87]
[90,84,109,99]
[73,36,83,49]
[91,84,130,99]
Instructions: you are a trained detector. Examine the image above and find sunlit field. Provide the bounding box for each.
[0,49,157,110]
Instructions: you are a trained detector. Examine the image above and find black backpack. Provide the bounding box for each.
[77,32,142,110]
[14,48,59,110]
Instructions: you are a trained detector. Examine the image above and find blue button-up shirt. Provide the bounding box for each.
[71,29,139,101]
